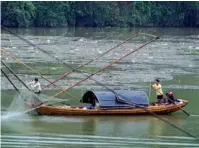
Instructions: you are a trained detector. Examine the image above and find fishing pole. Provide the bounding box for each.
[2,26,154,96]
[43,33,139,89]
[2,26,93,75]
[3,27,197,139]
[0,48,78,100]
[139,33,158,38]
[1,60,31,91]
[53,36,158,97]
[1,60,46,107]
[2,26,157,96]
[1,68,20,93]
[148,80,151,99]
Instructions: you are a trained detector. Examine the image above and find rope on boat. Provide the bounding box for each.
[0,48,78,100]
[1,68,20,93]
[42,33,139,89]
[2,26,197,139]
[53,36,158,97]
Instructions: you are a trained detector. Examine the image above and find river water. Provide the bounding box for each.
[1,27,199,147]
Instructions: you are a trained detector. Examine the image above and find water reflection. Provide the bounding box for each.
[2,27,199,38]
[1,114,186,137]
[2,114,196,148]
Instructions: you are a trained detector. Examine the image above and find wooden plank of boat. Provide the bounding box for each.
[37,99,188,116]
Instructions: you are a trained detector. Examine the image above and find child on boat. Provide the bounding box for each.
[165,91,180,104]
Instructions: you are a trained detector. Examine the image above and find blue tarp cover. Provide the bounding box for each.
[81,90,149,108]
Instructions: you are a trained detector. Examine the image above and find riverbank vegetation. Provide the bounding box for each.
[1,1,199,28]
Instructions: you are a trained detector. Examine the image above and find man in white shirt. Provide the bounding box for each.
[27,78,42,94]
[26,78,43,108]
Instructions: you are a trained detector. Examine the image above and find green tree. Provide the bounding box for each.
[34,1,70,27]
[1,1,199,27]
[1,1,36,27]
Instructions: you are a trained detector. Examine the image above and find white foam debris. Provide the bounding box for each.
[74,48,79,51]
[1,30,199,91]
[195,47,199,50]
[70,50,75,53]
[149,56,153,59]
[131,59,136,63]
[188,46,193,49]
[51,67,57,70]
[97,49,102,54]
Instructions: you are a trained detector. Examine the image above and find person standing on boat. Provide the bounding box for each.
[27,78,42,94]
[151,79,164,104]
[26,78,43,108]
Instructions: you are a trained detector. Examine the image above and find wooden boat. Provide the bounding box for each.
[36,90,188,116]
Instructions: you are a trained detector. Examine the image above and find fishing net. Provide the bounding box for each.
[2,88,40,117]
[4,87,70,117]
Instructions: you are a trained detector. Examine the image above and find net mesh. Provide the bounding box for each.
[2,87,70,119]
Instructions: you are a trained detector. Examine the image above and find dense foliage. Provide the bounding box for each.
[1,1,199,27]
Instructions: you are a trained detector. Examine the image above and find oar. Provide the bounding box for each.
[151,86,190,116]
[42,33,139,89]
[97,86,195,138]
[1,68,20,93]
[124,99,196,138]
[0,48,77,100]
[53,36,159,97]
[148,80,151,99]
[79,74,196,139]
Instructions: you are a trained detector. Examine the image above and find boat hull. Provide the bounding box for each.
[37,99,188,116]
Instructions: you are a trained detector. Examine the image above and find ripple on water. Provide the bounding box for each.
[39,116,85,123]
[1,134,199,148]
[167,85,199,90]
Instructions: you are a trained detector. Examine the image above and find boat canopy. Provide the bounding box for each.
[81,90,149,108]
